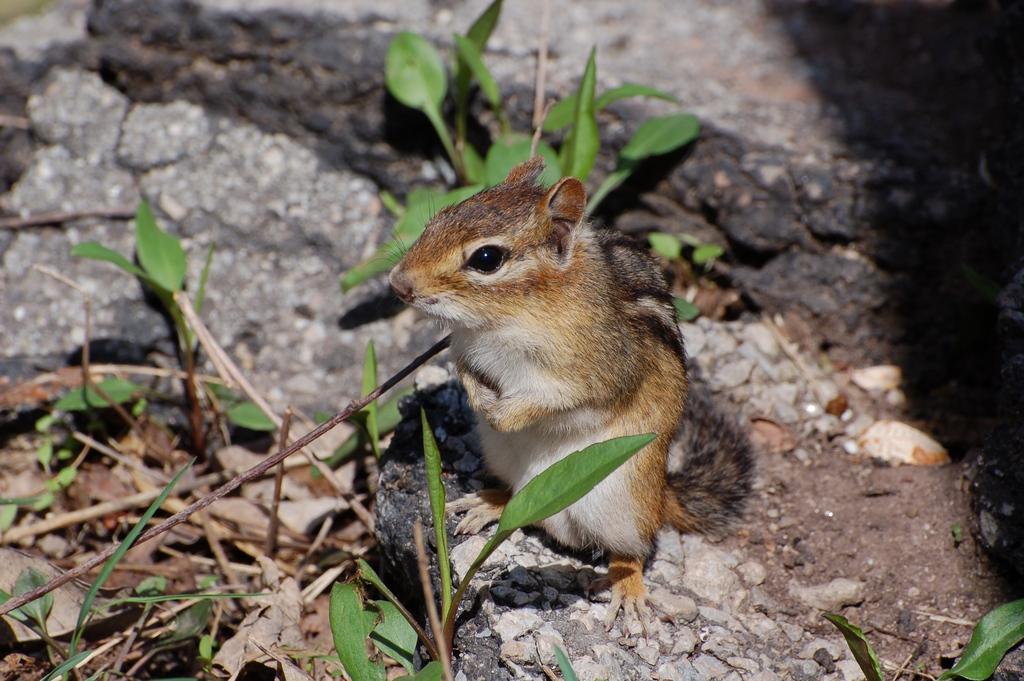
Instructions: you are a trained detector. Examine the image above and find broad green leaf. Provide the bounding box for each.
[71,242,147,279]
[496,433,654,535]
[938,599,1024,681]
[0,505,16,532]
[225,401,276,432]
[54,466,76,489]
[595,83,677,110]
[54,377,144,411]
[198,633,214,662]
[463,144,486,184]
[484,137,560,187]
[0,587,29,623]
[647,232,682,260]
[194,244,215,314]
[619,113,700,161]
[164,599,213,643]
[545,83,677,132]
[823,613,883,681]
[407,662,444,681]
[70,459,194,658]
[454,0,504,107]
[444,433,654,643]
[420,410,452,619]
[329,583,386,681]
[386,32,447,113]
[35,414,55,433]
[554,646,579,681]
[14,567,53,629]
[453,35,501,111]
[135,202,186,293]
[692,243,724,266]
[37,439,53,470]
[369,600,416,673]
[559,48,599,181]
[341,185,483,293]
[362,341,381,458]
[673,297,700,322]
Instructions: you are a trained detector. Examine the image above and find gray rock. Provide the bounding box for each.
[788,578,865,612]
[679,536,743,610]
[27,69,128,163]
[118,101,215,169]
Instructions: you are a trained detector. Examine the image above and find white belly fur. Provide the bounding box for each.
[451,328,648,557]
[477,418,646,557]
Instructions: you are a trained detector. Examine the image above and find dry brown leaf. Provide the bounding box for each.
[213,556,305,681]
[749,418,796,454]
[0,652,46,681]
[857,420,950,466]
[825,393,849,416]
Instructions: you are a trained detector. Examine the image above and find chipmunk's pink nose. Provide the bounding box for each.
[389,269,415,303]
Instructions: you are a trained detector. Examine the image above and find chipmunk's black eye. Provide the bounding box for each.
[466,245,506,273]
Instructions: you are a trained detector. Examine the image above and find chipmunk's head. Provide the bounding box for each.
[389,158,587,329]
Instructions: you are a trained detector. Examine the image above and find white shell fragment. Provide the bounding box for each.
[857,420,950,466]
[851,365,902,392]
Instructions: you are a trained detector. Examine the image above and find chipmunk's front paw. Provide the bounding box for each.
[447,489,510,535]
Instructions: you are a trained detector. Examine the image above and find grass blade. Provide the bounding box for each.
[824,613,884,681]
[420,410,452,620]
[559,48,599,180]
[69,459,194,657]
[71,242,147,280]
[554,646,579,681]
[938,599,1024,681]
[41,650,91,681]
[362,341,381,458]
[194,243,215,314]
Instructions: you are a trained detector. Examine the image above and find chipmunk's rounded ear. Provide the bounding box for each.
[539,177,586,259]
[503,157,545,185]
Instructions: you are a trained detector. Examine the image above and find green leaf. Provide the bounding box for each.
[386,32,447,114]
[369,600,416,673]
[14,567,53,630]
[0,587,29,624]
[135,575,168,595]
[37,439,53,470]
[198,633,215,662]
[647,232,682,260]
[135,201,186,293]
[226,401,276,432]
[70,459,194,658]
[463,144,486,184]
[938,599,1024,681]
[54,377,144,411]
[420,410,452,620]
[595,83,677,110]
[673,297,700,322]
[496,433,654,536]
[54,466,76,489]
[194,244,215,314]
[0,505,16,532]
[559,48,599,181]
[692,243,724,267]
[31,492,54,512]
[554,646,579,681]
[465,0,503,48]
[407,662,444,680]
[619,113,700,161]
[329,583,386,681]
[545,83,677,132]
[164,599,213,643]
[361,341,381,458]
[379,191,404,218]
[453,35,501,111]
[823,613,884,681]
[71,242,147,279]
[35,414,55,433]
[484,137,561,187]
[341,185,483,293]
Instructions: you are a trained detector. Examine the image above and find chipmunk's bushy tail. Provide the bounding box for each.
[664,384,755,536]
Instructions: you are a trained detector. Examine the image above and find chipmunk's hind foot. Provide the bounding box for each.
[595,555,652,635]
[447,488,510,535]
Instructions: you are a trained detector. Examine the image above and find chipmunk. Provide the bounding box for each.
[389,158,753,627]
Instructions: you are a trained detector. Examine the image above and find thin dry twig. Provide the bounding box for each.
[1,471,228,543]
[71,432,169,484]
[912,610,975,626]
[0,335,451,618]
[531,0,552,133]
[175,292,377,531]
[0,114,30,130]
[266,408,292,557]
[1,207,136,229]
[414,520,454,681]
